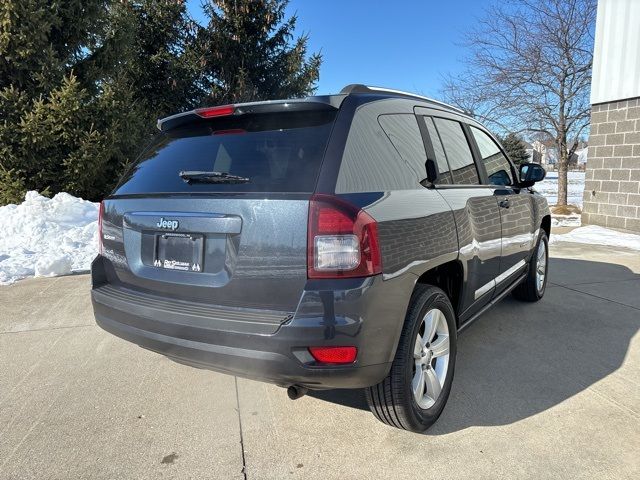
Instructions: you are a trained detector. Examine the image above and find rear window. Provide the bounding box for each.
[114,110,336,195]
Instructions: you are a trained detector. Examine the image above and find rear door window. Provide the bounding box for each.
[432,118,480,185]
[470,126,514,186]
[114,110,336,195]
[422,116,453,185]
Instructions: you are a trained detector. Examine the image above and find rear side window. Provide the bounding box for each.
[470,126,514,186]
[433,118,480,185]
[336,105,420,193]
[114,110,336,195]
[378,114,427,180]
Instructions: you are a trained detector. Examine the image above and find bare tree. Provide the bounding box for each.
[442,0,596,206]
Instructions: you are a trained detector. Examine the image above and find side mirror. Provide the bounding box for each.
[518,162,546,187]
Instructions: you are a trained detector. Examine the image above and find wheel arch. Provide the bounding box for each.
[541,214,551,239]
[414,260,465,322]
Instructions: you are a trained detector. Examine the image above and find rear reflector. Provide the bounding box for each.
[307,194,382,278]
[308,346,357,364]
[195,105,235,118]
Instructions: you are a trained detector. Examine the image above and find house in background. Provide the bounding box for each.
[574,146,588,170]
[525,140,587,170]
[583,0,640,233]
[526,140,554,167]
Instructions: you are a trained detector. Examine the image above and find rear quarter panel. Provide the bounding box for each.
[319,97,462,361]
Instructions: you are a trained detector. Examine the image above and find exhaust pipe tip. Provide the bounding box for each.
[287,385,308,400]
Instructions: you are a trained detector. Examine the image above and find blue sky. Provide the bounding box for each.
[186,0,491,98]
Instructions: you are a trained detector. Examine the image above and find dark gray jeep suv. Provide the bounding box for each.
[91,84,550,432]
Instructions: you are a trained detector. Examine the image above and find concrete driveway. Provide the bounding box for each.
[1,242,638,479]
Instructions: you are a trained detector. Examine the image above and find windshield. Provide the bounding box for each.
[113,110,336,195]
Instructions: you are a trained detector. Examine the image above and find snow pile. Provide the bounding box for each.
[550,225,640,251]
[0,191,99,285]
[551,214,582,228]
[535,171,585,208]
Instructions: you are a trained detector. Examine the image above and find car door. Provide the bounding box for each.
[468,126,535,296]
[415,110,503,322]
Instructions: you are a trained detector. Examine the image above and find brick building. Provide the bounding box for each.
[582,0,640,233]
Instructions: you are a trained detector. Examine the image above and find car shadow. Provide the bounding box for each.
[307,257,640,434]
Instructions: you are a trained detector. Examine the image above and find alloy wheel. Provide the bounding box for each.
[536,238,547,294]
[412,308,450,409]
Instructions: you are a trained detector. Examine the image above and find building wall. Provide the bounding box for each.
[583,0,640,233]
[582,97,640,232]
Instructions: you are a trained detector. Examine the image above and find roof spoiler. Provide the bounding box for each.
[157,96,344,132]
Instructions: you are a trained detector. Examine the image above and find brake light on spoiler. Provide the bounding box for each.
[194,105,235,118]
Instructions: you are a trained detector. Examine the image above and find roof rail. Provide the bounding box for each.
[339,84,466,114]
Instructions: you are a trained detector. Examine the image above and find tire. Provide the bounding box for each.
[513,230,549,302]
[365,285,457,433]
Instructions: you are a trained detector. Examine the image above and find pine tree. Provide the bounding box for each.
[198,0,321,104]
[0,0,108,93]
[121,0,203,118]
[0,164,28,206]
[0,1,197,204]
[0,1,112,203]
[499,133,530,166]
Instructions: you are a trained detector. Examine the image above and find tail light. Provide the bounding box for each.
[308,346,358,364]
[307,194,382,279]
[98,201,104,255]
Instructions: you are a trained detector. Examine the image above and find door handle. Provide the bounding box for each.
[498,199,510,209]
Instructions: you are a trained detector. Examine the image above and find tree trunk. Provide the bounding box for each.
[556,137,568,206]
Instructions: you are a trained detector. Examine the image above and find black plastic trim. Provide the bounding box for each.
[458,272,527,331]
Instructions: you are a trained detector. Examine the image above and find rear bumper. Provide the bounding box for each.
[91,256,415,389]
[94,311,389,388]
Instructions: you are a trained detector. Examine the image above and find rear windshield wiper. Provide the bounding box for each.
[179,170,250,184]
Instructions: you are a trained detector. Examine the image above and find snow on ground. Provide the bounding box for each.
[550,225,640,251]
[551,214,582,228]
[0,191,98,285]
[535,171,585,208]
